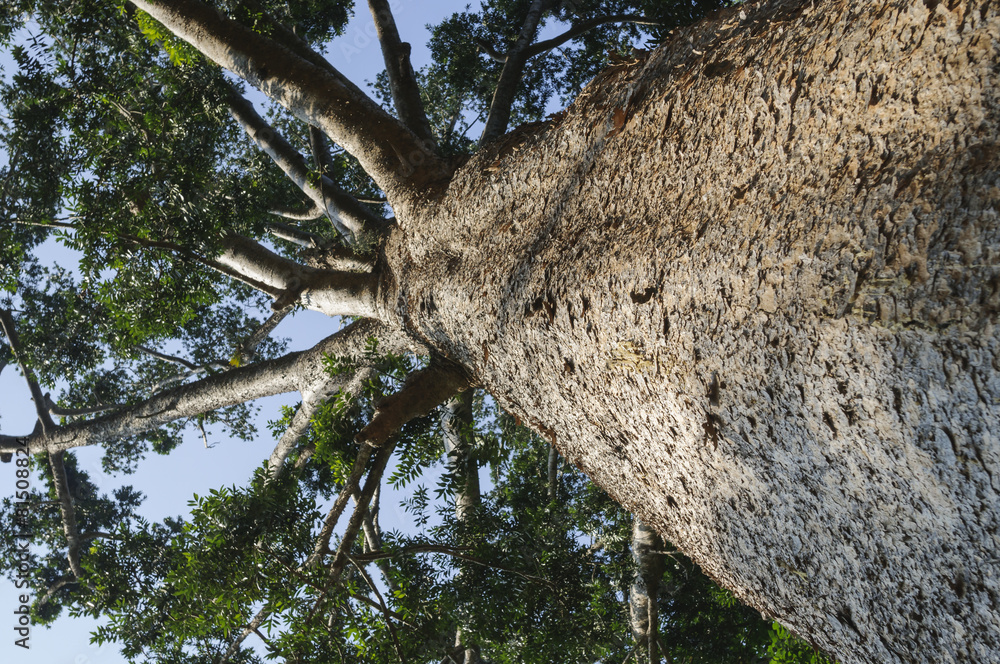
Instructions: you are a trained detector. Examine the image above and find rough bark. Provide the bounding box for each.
[131,0,449,196]
[372,1,1000,662]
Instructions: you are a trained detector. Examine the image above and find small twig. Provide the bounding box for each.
[346,554,408,664]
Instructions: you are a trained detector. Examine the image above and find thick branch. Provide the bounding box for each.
[226,86,386,238]
[48,451,85,578]
[232,306,291,367]
[367,0,437,149]
[480,0,553,143]
[357,363,473,447]
[0,320,407,456]
[269,202,324,221]
[324,439,396,582]
[268,221,375,272]
[216,234,380,317]
[307,443,374,565]
[131,0,450,195]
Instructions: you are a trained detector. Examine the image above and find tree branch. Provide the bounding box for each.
[306,443,375,565]
[475,36,508,63]
[215,234,381,317]
[521,15,659,60]
[48,451,85,578]
[0,320,409,456]
[220,606,269,664]
[323,439,397,583]
[480,0,555,143]
[269,202,324,221]
[43,394,119,419]
[131,0,450,196]
[0,309,57,434]
[357,362,473,448]
[225,85,387,239]
[267,221,375,272]
[367,0,437,149]
[134,345,199,370]
[232,306,291,367]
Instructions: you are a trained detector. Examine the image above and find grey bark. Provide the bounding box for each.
[131,0,450,197]
[367,0,437,149]
[372,1,1000,662]
[0,321,411,456]
[26,1,1000,662]
[226,87,386,239]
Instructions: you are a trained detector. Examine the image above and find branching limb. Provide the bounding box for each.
[265,392,320,480]
[1,320,408,457]
[269,202,324,221]
[48,451,85,577]
[475,36,508,63]
[367,0,436,149]
[226,86,387,239]
[37,576,77,608]
[216,234,380,317]
[268,365,377,480]
[135,345,199,371]
[480,0,556,143]
[357,363,473,448]
[0,312,88,577]
[0,309,57,434]
[268,221,375,273]
[43,394,119,419]
[131,0,450,195]
[232,306,292,367]
[306,443,375,565]
[346,553,409,664]
[521,15,659,60]
[267,220,329,249]
[220,606,269,664]
[323,439,397,583]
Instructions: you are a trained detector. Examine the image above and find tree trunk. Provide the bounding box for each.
[441,390,484,664]
[372,0,1000,662]
[630,519,665,664]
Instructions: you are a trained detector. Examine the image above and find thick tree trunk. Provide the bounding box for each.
[374,0,1000,662]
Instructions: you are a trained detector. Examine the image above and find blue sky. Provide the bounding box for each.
[0,1,479,661]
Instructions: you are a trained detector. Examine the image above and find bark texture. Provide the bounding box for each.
[377,1,1000,662]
